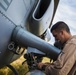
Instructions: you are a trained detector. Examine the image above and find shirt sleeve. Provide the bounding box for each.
[45,43,76,75]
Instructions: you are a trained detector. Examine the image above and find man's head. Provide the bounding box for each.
[51,21,71,44]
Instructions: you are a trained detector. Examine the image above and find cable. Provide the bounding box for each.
[7,64,19,75]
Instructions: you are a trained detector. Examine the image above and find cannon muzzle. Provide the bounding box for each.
[12,27,61,60]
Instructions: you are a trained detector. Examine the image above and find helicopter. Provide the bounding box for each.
[0,0,61,74]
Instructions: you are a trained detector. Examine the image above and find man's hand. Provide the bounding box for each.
[37,62,51,70]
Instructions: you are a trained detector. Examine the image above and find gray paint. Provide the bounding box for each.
[0,0,37,68]
[0,12,15,67]
[13,27,61,60]
[28,0,54,36]
[26,70,45,75]
[0,0,60,68]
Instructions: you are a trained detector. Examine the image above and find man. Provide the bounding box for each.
[38,21,76,75]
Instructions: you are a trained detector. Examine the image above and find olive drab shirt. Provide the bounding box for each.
[45,35,76,75]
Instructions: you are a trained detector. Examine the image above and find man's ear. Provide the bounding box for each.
[60,30,64,35]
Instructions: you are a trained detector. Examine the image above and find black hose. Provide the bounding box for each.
[7,64,19,75]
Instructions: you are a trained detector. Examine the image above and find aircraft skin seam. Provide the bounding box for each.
[0,11,16,26]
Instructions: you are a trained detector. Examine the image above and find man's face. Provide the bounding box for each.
[52,30,65,44]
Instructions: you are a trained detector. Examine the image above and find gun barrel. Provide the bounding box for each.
[12,27,61,60]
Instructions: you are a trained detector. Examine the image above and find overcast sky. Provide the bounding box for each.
[50,0,76,44]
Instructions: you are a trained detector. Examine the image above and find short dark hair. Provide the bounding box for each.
[51,21,70,33]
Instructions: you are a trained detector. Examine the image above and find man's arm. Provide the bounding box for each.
[45,43,76,75]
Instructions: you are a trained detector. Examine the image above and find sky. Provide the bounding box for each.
[50,0,76,44]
